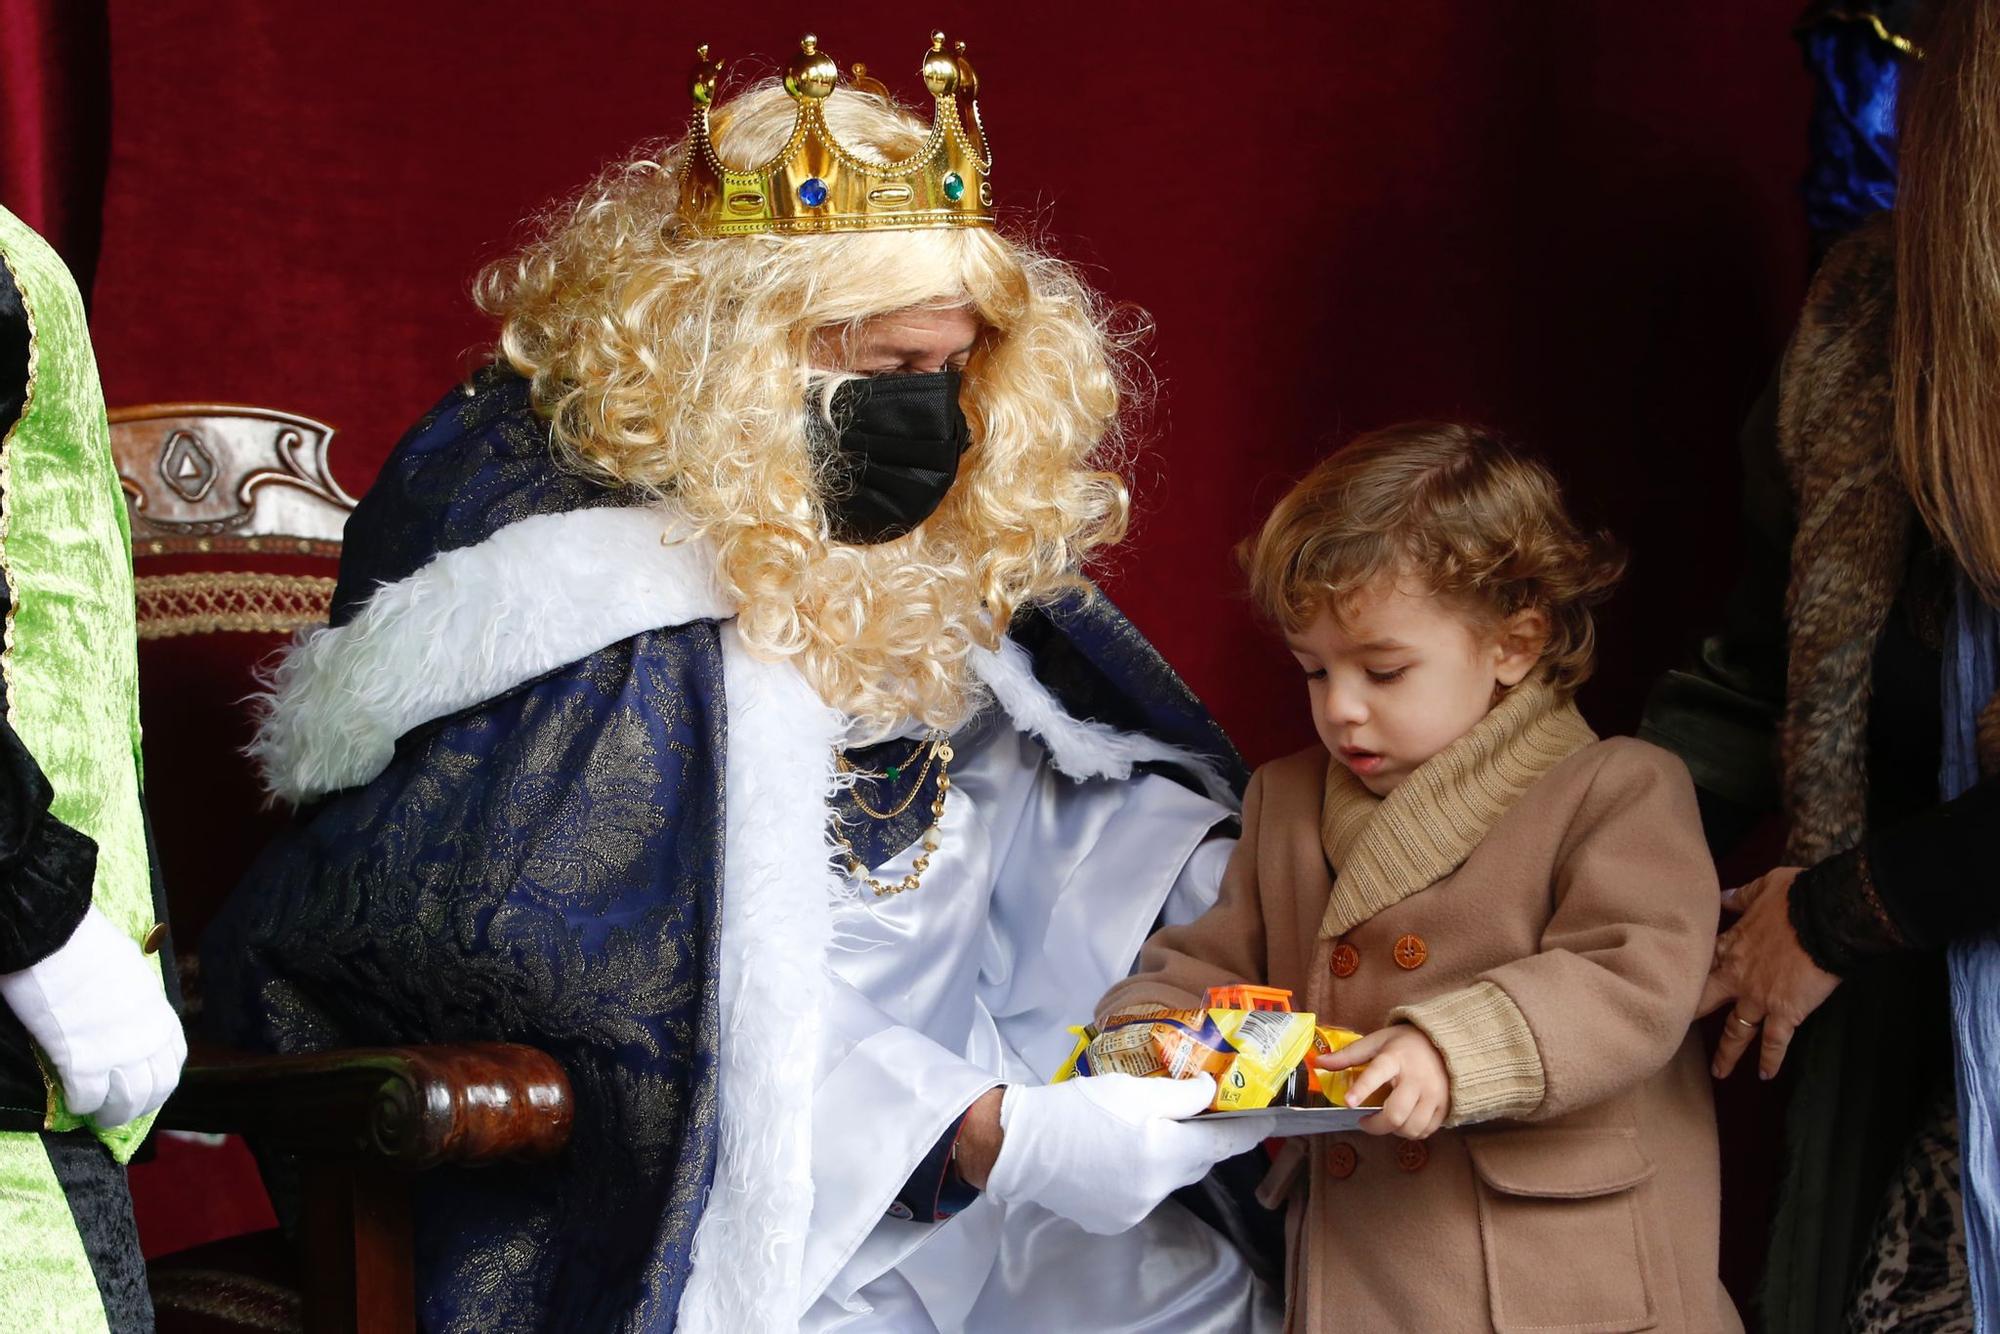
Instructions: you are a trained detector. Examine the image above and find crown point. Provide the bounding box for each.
[952,40,979,98]
[921,32,959,96]
[787,34,839,99]
[691,44,724,107]
[849,62,893,99]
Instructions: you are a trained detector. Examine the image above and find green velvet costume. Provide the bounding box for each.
[0,204,164,1334]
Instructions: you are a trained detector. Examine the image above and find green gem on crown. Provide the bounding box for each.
[942,172,966,202]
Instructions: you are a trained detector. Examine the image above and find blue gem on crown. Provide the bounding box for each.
[798,177,830,207]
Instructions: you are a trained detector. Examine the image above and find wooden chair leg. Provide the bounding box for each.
[299,1161,415,1334]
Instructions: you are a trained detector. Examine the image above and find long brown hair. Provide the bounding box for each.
[1895,0,2000,601]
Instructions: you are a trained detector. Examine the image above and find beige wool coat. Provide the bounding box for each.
[1099,687,1740,1333]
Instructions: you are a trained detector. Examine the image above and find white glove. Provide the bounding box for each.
[0,905,185,1127]
[984,1074,1276,1235]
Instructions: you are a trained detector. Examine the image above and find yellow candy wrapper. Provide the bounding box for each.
[1052,1025,1093,1084]
[1208,1007,1317,1111]
[1056,1006,1227,1083]
[1312,1025,1387,1109]
[1052,987,1382,1115]
[1055,1005,1318,1112]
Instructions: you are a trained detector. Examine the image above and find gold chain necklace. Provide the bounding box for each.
[836,732,944,821]
[832,732,954,897]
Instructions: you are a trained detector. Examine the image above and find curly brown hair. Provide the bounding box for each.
[1241,422,1626,697]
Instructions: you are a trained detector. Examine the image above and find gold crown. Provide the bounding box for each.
[679,32,993,238]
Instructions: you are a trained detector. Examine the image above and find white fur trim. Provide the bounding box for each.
[676,624,843,1332]
[970,636,1238,806]
[248,506,730,804]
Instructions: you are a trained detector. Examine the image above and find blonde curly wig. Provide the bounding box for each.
[474,83,1137,739]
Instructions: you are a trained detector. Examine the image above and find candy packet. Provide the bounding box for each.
[1054,987,1364,1113]
[1311,1025,1377,1107]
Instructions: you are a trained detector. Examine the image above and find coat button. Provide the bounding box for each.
[1392,933,1428,970]
[142,922,170,956]
[1395,1140,1429,1173]
[1324,1141,1358,1179]
[1329,942,1360,978]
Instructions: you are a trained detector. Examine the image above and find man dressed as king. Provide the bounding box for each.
[208,33,1278,1332]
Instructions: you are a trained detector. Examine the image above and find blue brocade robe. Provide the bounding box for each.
[204,370,1249,1332]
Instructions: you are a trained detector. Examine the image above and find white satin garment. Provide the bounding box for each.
[801,713,1281,1333]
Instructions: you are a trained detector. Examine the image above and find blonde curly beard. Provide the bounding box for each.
[475,81,1142,739]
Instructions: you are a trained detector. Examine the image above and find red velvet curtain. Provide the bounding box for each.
[0,0,109,297]
[74,2,1812,763]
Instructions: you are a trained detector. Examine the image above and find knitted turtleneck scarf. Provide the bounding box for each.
[1317,677,1598,939]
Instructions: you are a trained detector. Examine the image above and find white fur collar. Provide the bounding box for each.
[249,506,731,805]
[972,636,1235,805]
[253,504,1233,807]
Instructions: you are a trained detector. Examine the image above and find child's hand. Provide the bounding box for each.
[1315,1024,1450,1139]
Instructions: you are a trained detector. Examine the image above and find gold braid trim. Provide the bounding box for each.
[1801,9,1923,58]
[1848,10,1921,57]
[148,1267,302,1331]
[134,572,335,639]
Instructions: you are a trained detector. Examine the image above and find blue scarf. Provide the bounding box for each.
[1943,572,2000,1328]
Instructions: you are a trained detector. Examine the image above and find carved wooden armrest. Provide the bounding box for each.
[157,1042,572,1169]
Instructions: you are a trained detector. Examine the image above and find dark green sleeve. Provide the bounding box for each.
[1638,369,1794,854]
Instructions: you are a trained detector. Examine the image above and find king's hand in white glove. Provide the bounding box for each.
[0,905,185,1127]
[983,1073,1276,1235]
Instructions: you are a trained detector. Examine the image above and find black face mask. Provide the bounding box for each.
[810,369,971,545]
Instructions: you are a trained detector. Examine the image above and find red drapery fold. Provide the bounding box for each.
[0,0,109,300]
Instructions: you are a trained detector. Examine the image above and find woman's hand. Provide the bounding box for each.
[1699,866,1841,1080]
[1318,1024,1450,1139]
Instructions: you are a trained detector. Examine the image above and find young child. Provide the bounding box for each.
[1097,424,1739,1332]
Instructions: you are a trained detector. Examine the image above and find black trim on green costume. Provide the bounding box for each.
[0,257,27,438]
[44,1130,153,1333]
